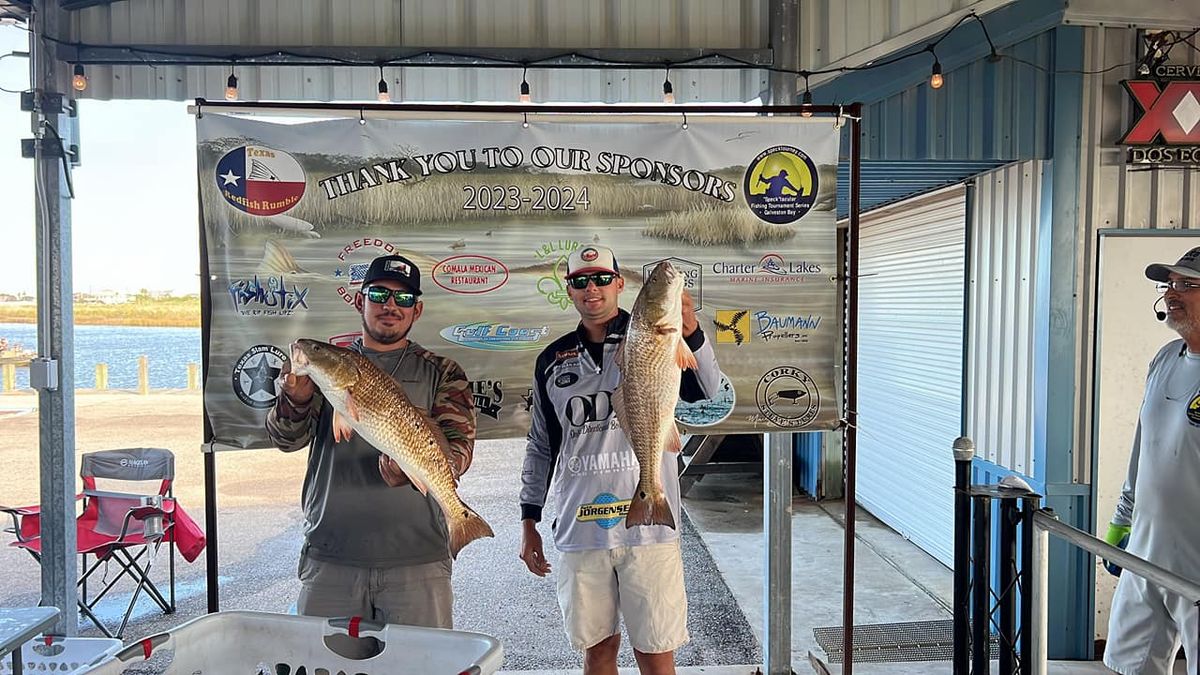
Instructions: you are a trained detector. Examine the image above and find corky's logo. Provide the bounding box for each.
[216,146,306,216]
[232,344,288,409]
[433,255,509,295]
[1119,69,1200,164]
[714,310,750,345]
[228,275,309,316]
[576,493,631,529]
[743,146,818,225]
[754,365,820,428]
[471,379,503,420]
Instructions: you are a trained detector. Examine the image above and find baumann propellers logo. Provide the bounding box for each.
[743,146,818,225]
[215,146,306,216]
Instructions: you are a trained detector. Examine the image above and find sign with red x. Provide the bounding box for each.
[1119,78,1200,164]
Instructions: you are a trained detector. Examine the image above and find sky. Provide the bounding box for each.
[1,24,200,295]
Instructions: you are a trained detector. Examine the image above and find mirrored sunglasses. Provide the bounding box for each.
[365,286,418,307]
[566,272,617,290]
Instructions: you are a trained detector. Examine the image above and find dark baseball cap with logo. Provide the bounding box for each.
[565,245,620,278]
[362,254,422,295]
[1146,246,1200,282]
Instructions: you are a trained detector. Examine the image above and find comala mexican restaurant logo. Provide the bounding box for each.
[432,255,509,294]
[215,146,306,215]
[440,322,550,351]
[1119,64,1200,164]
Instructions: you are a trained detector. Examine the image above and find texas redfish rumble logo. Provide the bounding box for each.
[216,145,306,216]
[743,145,818,225]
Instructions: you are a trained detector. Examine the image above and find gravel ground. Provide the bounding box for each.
[0,392,760,669]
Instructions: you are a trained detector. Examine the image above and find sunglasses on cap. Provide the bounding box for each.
[566,272,618,290]
[364,286,418,307]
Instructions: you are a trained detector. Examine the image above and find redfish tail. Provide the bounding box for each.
[625,482,676,529]
[449,501,494,559]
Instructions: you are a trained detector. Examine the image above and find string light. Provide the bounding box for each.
[224,66,238,101]
[377,65,390,102]
[929,53,944,90]
[662,67,675,104]
[800,72,813,117]
[71,63,86,92]
[519,66,531,103]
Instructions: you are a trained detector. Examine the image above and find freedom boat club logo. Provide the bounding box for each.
[743,145,819,225]
[232,344,288,409]
[216,146,306,216]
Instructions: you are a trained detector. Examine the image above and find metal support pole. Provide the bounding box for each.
[1030,515,1049,675]
[999,499,1018,675]
[31,0,78,635]
[972,495,992,674]
[1021,497,1037,674]
[952,438,975,675]
[764,432,793,675]
[764,7,798,672]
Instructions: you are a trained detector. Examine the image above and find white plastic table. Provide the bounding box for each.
[0,607,60,675]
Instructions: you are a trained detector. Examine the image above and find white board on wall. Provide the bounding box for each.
[1093,232,1198,640]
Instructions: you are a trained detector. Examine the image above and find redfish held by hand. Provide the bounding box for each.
[288,338,493,557]
[614,261,697,529]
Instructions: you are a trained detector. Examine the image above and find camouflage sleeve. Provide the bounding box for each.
[432,357,477,477]
[265,390,325,452]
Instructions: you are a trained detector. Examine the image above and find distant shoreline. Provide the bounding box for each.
[0,298,200,328]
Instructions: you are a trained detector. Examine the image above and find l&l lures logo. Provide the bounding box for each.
[216,146,306,216]
[743,145,818,225]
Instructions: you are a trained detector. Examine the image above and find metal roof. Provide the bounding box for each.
[838,160,1011,217]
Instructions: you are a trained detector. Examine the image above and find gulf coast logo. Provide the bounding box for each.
[440,322,550,351]
[216,146,306,216]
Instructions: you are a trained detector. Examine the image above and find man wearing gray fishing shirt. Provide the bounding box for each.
[266,254,476,644]
[1103,247,1200,675]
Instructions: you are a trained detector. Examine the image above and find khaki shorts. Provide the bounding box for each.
[297,552,453,629]
[1104,573,1198,675]
[556,540,689,654]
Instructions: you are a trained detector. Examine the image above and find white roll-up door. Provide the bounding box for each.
[857,186,966,566]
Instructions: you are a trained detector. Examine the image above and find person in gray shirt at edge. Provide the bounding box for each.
[266,254,477,656]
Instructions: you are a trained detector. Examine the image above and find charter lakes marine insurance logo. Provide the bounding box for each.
[215,146,306,216]
[743,146,819,225]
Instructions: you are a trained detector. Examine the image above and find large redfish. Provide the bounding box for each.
[289,338,493,557]
[615,261,697,529]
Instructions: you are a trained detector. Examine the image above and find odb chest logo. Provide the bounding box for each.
[565,391,614,426]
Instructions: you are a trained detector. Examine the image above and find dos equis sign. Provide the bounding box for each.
[1119,65,1200,164]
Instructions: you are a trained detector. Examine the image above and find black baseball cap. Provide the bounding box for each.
[1146,246,1200,282]
[362,254,422,295]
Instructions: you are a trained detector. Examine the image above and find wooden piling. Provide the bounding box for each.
[138,355,150,394]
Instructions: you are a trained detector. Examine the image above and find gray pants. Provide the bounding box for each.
[298,552,454,658]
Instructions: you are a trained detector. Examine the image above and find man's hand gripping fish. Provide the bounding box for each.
[289,338,493,557]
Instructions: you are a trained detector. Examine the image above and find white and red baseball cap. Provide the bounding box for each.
[565,245,620,278]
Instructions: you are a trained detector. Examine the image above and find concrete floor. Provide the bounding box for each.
[497,471,1161,675]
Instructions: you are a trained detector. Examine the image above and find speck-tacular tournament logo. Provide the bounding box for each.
[743,146,818,225]
[216,146,306,216]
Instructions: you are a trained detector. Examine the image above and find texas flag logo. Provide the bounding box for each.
[215,145,306,216]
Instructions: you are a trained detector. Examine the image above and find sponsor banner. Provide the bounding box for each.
[199,114,840,448]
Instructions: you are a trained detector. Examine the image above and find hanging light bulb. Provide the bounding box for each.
[662,67,675,104]
[71,63,87,92]
[929,59,944,90]
[800,74,813,117]
[225,68,239,101]
[519,75,531,104]
[377,66,390,102]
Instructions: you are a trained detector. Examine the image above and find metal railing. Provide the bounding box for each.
[952,436,1200,675]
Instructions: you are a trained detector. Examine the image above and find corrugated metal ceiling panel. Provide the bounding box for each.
[837,159,1009,217]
